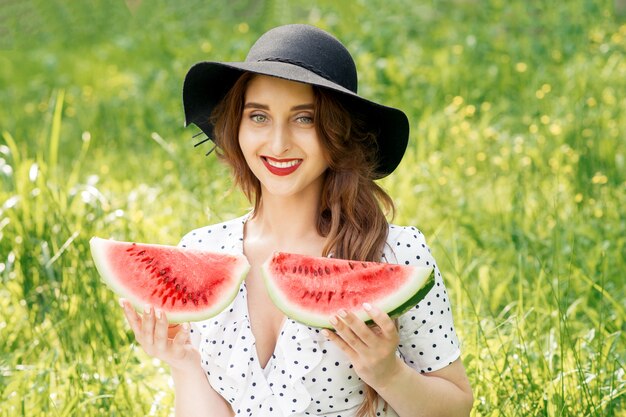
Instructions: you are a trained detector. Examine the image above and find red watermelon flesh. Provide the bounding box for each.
[262,252,434,329]
[90,237,249,322]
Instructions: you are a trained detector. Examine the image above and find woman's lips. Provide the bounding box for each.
[262,156,303,176]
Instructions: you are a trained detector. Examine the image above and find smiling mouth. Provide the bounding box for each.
[261,156,302,176]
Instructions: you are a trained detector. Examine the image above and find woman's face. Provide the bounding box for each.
[239,75,328,199]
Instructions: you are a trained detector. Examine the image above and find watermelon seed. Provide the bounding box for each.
[202,294,208,304]
[301,290,308,299]
[182,286,187,293]
[298,266,303,273]
[159,269,167,275]
[304,266,309,275]
[348,262,355,270]
[193,299,199,306]
[170,298,176,306]
[361,262,368,268]
[151,288,158,297]
[315,292,323,301]
[313,269,318,277]
[187,293,193,300]
[163,276,169,283]
[182,298,187,305]
[138,250,146,256]
[292,266,297,274]
[325,266,331,275]
[125,247,134,252]
[161,295,168,305]
[176,284,181,291]
[318,267,323,276]
[328,291,334,302]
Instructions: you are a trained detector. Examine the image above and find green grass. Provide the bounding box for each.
[1,0,624,415]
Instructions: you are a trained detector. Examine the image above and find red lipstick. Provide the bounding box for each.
[262,156,302,176]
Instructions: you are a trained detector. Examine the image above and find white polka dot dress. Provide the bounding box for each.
[179,214,461,416]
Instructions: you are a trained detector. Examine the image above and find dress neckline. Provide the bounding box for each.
[237,211,289,371]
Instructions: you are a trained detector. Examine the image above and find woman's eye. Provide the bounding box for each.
[250,114,267,123]
[296,115,313,124]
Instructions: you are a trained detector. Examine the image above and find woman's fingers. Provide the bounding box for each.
[120,299,142,336]
[330,310,368,351]
[141,305,155,345]
[154,309,169,352]
[337,308,379,346]
[363,303,397,339]
[171,323,190,356]
[119,300,200,372]
[174,323,190,345]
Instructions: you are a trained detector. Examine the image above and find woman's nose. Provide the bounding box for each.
[270,122,291,155]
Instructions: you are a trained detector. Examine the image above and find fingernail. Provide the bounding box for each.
[119,299,125,308]
[321,329,330,337]
[144,305,151,314]
[329,316,338,326]
[337,309,347,318]
[182,322,190,331]
[363,302,372,311]
[155,309,162,319]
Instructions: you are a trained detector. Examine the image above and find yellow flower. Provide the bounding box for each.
[201,41,213,53]
[238,23,249,33]
[591,173,608,184]
[549,124,562,135]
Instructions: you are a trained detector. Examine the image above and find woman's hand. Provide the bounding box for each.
[323,303,401,389]
[120,298,201,373]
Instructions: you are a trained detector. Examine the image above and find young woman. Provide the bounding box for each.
[120,24,473,417]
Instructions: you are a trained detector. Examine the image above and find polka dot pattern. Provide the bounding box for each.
[180,215,462,416]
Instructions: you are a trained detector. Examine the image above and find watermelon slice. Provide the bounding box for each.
[90,237,249,322]
[262,252,435,328]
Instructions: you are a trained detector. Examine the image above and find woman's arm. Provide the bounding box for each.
[120,300,234,417]
[374,357,473,417]
[170,365,234,417]
[324,304,473,417]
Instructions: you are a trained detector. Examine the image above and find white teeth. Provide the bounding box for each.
[266,159,300,168]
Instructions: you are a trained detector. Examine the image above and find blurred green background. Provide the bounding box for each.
[1,0,625,415]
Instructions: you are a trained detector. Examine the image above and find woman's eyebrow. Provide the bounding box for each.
[291,103,314,111]
[244,102,269,110]
[243,103,314,110]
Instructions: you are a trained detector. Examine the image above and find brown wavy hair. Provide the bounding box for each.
[210,72,394,416]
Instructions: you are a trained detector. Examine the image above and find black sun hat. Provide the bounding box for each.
[182,24,409,178]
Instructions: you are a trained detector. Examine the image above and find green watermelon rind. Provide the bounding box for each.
[262,253,435,329]
[90,237,250,323]
[385,269,435,319]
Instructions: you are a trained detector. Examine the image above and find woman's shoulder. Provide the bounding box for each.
[178,213,249,251]
[384,222,434,267]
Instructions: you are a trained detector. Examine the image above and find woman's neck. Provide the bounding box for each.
[246,186,323,250]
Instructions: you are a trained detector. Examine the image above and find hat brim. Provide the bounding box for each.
[183,61,409,178]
